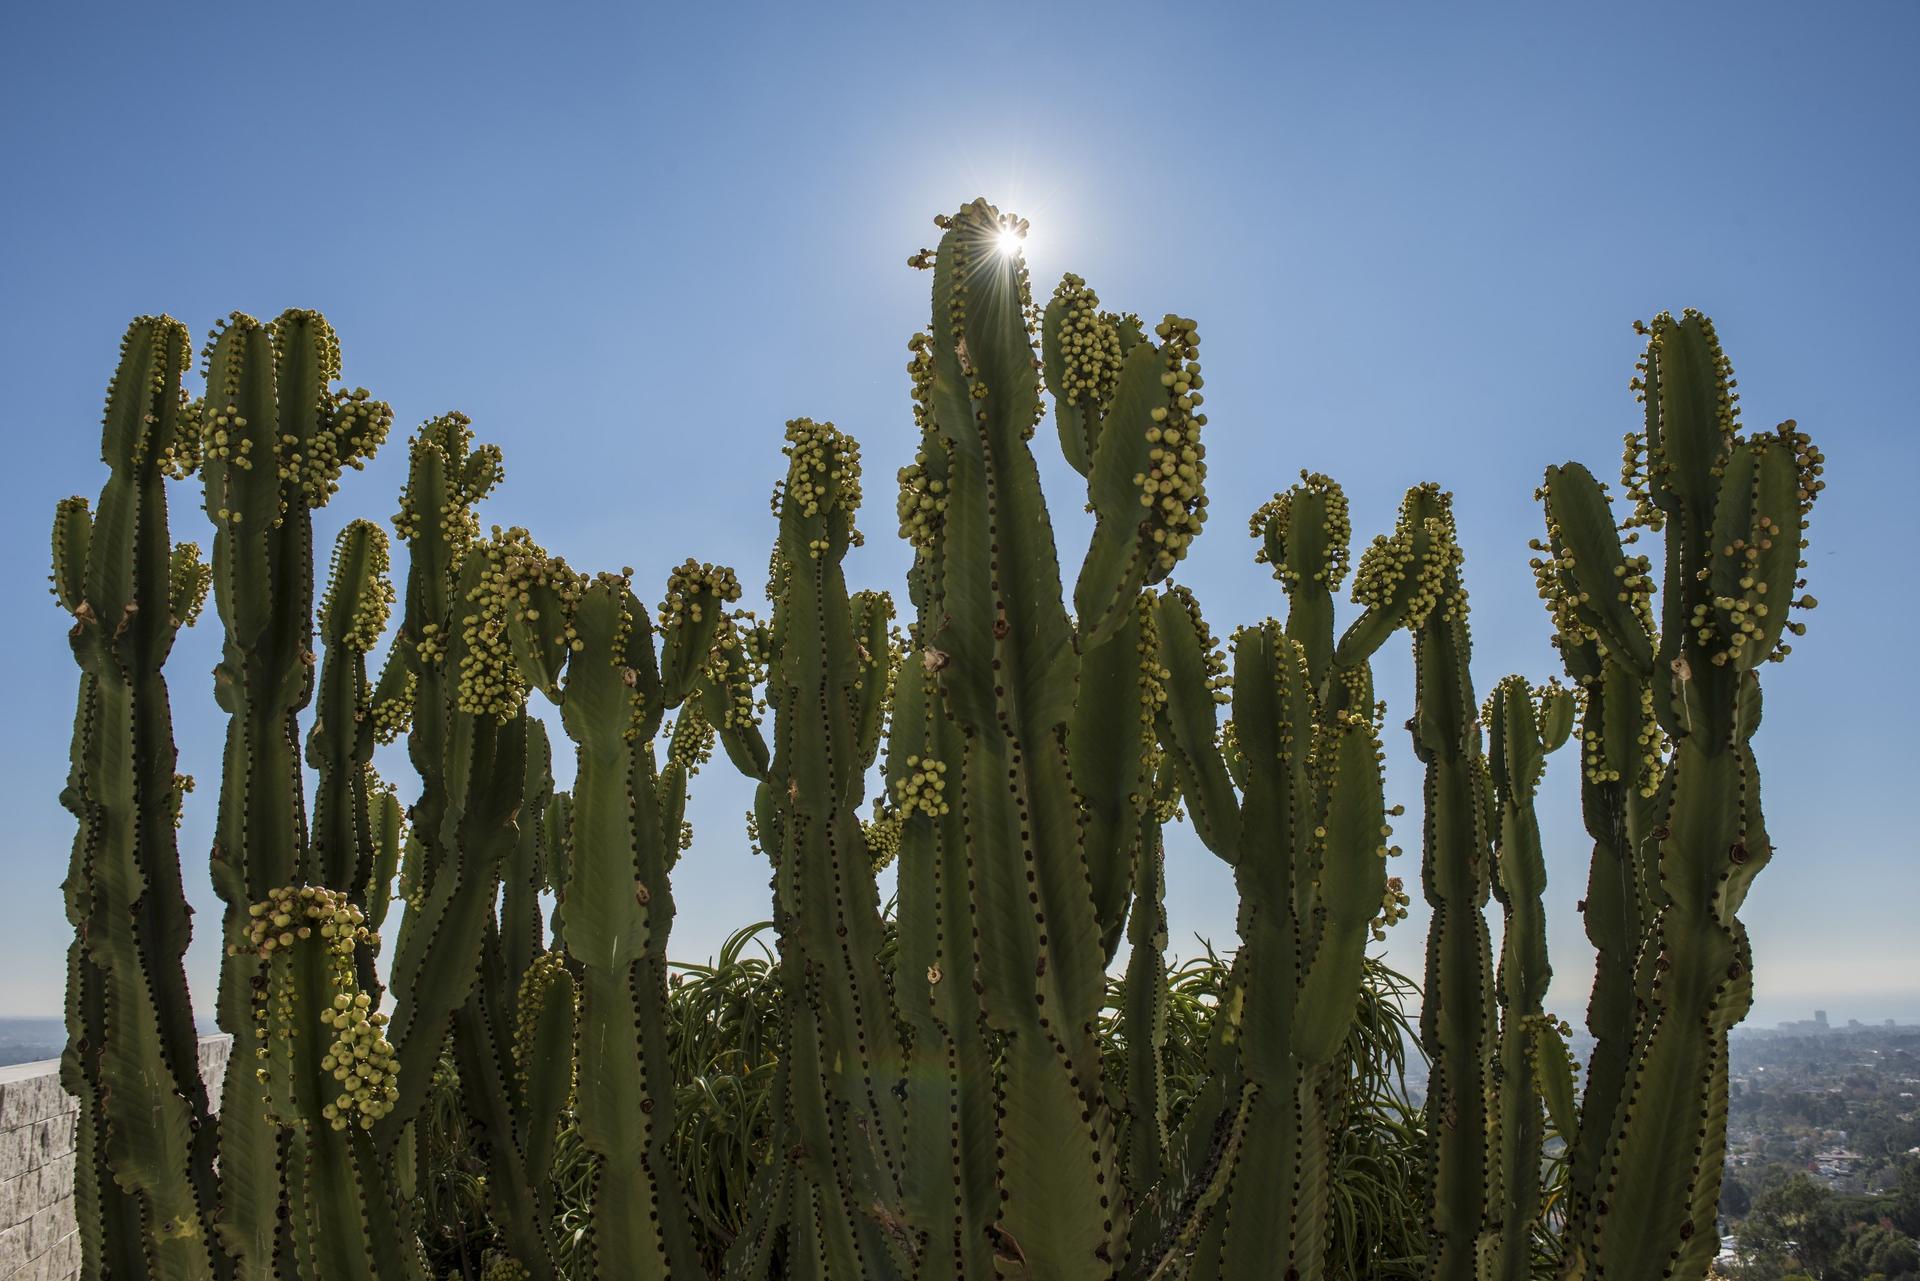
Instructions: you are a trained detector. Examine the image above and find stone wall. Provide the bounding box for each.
[0,1036,229,1281]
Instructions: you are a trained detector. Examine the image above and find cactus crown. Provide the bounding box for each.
[1251,470,1354,591]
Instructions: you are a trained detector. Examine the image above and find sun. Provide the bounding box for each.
[995,223,1027,257]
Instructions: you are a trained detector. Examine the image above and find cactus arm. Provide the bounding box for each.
[1072,325,1209,646]
[658,558,742,705]
[696,612,770,779]
[452,935,560,1281]
[889,659,998,1280]
[308,521,394,992]
[56,316,221,1280]
[1152,587,1240,861]
[1249,472,1352,688]
[1482,677,1564,1281]
[1119,798,1172,1197]
[1038,272,1120,477]
[546,577,702,1279]
[1072,594,1165,960]
[381,542,528,1143]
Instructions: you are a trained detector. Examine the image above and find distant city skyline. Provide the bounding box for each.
[3,3,1915,1024]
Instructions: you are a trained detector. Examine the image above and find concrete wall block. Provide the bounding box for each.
[0,1036,228,1281]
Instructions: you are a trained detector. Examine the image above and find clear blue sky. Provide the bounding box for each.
[3,2,1913,1027]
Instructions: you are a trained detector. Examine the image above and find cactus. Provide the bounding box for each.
[884,199,1238,1276]
[1387,482,1499,1281]
[726,418,911,1277]
[1483,676,1573,1281]
[192,308,396,1279]
[1533,310,1823,1277]
[503,540,723,1278]
[1144,473,1433,1281]
[375,417,517,1150]
[54,316,220,1281]
[449,720,575,1281]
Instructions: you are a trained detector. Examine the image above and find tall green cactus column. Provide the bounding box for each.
[1483,677,1572,1281]
[1525,522,1661,1262]
[196,309,394,1278]
[1538,311,1823,1278]
[504,542,726,1279]
[54,316,220,1281]
[1386,484,1497,1281]
[448,718,575,1281]
[1146,476,1424,1281]
[727,418,910,1278]
[906,201,1122,1276]
[373,416,516,1149]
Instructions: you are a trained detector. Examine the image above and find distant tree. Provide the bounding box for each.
[1726,1172,1756,1219]
[1893,1159,1920,1238]
[1746,1173,1847,1278]
[1834,1221,1920,1280]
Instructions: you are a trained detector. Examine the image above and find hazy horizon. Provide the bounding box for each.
[3,3,1915,1032]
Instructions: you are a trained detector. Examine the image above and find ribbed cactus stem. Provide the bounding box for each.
[1536,311,1824,1278]
[1151,472,1399,1281]
[55,315,220,1281]
[1484,676,1571,1281]
[728,417,911,1277]
[913,200,1121,1275]
[197,308,394,1278]
[544,573,702,1278]
[1392,483,1495,1281]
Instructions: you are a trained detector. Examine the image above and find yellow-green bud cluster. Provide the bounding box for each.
[1168,587,1231,705]
[1133,316,1210,573]
[779,418,865,551]
[169,773,195,830]
[236,884,374,960]
[321,522,395,652]
[660,558,742,634]
[483,1256,531,1281]
[702,614,765,731]
[896,448,948,553]
[160,392,203,481]
[512,951,576,1106]
[318,990,398,1130]
[1353,483,1467,629]
[1049,274,1123,409]
[1372,874,1411,942]
[169,542,212,628]
[1249,471,1352,591]
[201,399,258,521]
[863,804,904,872]
[664,703,716,780]
[279,386,393,511]
[893,754,950,820]
[372,667,417,744]
[1134,594,1170,797]
[458,527,584,720]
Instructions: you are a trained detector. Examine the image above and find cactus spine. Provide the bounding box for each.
[1535,311,1824,1277]
[54,316,219,1281]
